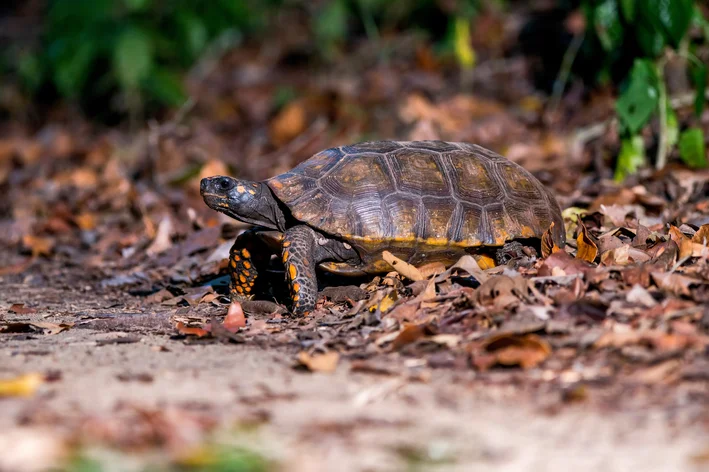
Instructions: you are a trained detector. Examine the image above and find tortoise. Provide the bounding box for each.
[200,140,565,315]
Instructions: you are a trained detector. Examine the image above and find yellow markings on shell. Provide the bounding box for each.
[239,275,247,283]
[288,263,297,280]
[243,261,251,269]
[236,185,246,193]
[293,282,301,293]
[241,248,251,258]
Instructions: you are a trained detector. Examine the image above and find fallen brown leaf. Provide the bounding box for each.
[296,351,339,373]
[175,322,211,338]
[576,221,598,263]
[473,333,552,370]
[223,302,246,332]
[9,303,36,314]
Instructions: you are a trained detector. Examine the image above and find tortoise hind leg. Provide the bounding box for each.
[228,229,275,301]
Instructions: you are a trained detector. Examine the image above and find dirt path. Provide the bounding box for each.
[2,275,708,472]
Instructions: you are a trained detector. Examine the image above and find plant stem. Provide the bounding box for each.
[656,57,669,170]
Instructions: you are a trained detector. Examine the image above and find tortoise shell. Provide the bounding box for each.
[267,140,564,267]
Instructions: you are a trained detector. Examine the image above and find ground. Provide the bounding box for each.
[2,254,709,472]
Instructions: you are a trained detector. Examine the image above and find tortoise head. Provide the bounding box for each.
[200,176,286,230]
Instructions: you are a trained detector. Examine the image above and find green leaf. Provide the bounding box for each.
[176,12,208,59]
[679,128,707,169]
[123,0,150,11]
[616,59,659,134]
[690,60,707,117]
[594,0,624,52]
[113,27,153,90]
[315,0,348,46]
[615,135,646,181]
[635,11,665,57]
[143,68,187,106]
[53,41,97,98]
[642,0,693,48]
[17,53,43,92]
[620,0,635,21]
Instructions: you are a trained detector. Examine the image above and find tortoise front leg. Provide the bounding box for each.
[228,229,273,302]
[282,225,320,316]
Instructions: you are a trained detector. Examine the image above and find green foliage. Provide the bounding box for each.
[679,127,708,168]
[12,0,270,115]
[582,0,708,176]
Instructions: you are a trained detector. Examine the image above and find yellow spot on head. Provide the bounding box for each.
[252,183,259,187]
[241,249,251,258]
[288,263,297,280]
[293,282,300,293]
[248,189,256,195]
[236,185,246,193]
[239,275,247,283]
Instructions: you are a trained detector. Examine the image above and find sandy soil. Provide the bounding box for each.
[2,273,709,472]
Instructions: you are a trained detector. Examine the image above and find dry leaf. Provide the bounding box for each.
[146,217,174,256]
[669,225,693,260]
[382,251,423,281]
[175,322,211,338]
[651,272,700,297]
[296,351,339,373]
[21,235,54,257]
[270,100,306,146]
[9,303,36,314]
[693,225,709,245]
[0,373,44,397]
[223,302,246,332]
[576,221,598,263]
[541,222,561,258]
[417,261,446,278]
[474,334,552,370]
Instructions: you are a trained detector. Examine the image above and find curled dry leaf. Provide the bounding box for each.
[417,261,447,278]
[475,275,527,309]
[575,221,598,263]
[541,222,561,259]
[538,250,593,277]
[382,251,423,281]
[21,235,54,257]
[223,301,247,332]
[0,373,44,397]
[175,322,211,338]
[296,351,339,373]
[391,323,429,350]
[693,225,709,245]
[669,226,694,260]
[472,333,552,370]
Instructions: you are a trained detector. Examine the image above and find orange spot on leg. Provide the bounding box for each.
[282,250,289,263]
[282,241,291,248]
[288,263,297,280]
[236,286,244,294]
[241,249,251,258]
[293,282,300,293]
[243,261,251,269]
[239,275,246,283]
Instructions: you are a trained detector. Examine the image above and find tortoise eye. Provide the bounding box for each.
[217,178,233,190]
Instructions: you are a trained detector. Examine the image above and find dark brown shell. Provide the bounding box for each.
[267,141,565,253]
